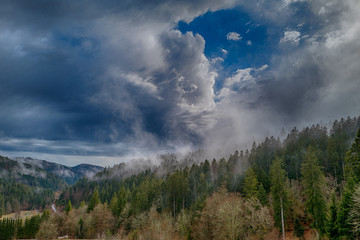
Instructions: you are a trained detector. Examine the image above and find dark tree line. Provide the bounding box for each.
[0,213,45,240]
[0,179,54,216]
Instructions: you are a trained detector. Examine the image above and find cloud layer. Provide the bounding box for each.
[0,0,359,165]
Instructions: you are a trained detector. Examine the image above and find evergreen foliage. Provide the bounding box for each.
[345,128,360,179]
[337,175,356,237]
[2,115,360,239]
[326,194,339,239]
[301,146,327,234]
[65,200,72,214]
[270,157,289,233]
[349,184,360,238]
[87,189,100,213]
[0,215,42,240]
[243,167,259,199]
[294,217,305,239]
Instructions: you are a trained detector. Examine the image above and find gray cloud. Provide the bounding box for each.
[0,0,359,165]
[200,0,360,157]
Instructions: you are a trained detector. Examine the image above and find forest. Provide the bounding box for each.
[1,116,360,239]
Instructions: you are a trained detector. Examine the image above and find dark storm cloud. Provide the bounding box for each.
[0,25,105,140]
[91,30,216,144]
[0,0,359,164]
[257,52,324,118]
[0,0,237,158]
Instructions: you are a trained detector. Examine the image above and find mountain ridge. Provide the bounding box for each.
[1,155,104,186]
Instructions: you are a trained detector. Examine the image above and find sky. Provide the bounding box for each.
[0,0,360,167]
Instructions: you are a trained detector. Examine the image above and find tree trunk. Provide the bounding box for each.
[173,197,176,216]
[281,197,285,240]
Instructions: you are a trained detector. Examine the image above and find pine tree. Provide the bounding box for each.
[77,217,84,239]
[327,137,341,182]
[65,200,72,214]
[345,128,360,179]
[349,184,360,238]
[42,209,50,220]
[0,194,4,218]
[337,131,360,237]
[110,193,119,217]
[87,189,100,213]
[243,168,259,199]
[301,146,327,235]
[337,175,356,237]
[117,187,127,216]
[258,183,268,205]
[326,194,338,239]
[270,157,289,240]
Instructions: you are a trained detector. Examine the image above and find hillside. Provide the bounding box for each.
[0,156,103,216]
[1,116,360,239]
[0,156,103,186]
[52,116,360,239]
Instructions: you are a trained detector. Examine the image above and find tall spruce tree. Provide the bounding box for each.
[270,157,289,240]
[345,128,360,179]
[117,187,127,216]
[349,185,360,238]
[65,200,72,214]
[243,167,260,199]
[337,174,356,237]
[110,193,119,217]
[87,189,100,213]
[0,194,4,218]
[326,194,339,239]
[301,146,327,235]
[337,130,360,237]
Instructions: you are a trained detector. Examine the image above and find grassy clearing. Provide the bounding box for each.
[1,210,40,220]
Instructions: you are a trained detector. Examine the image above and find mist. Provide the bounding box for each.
[0,0,359,167]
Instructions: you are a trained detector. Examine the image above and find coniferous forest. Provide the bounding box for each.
[2,0,360,239]
[1,116,360,239]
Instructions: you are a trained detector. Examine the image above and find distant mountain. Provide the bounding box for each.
[0,155,103,214]
[0,155,104,187]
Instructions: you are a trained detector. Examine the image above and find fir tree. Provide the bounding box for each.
[117,187,127,216]
[338,133,360,237]
[326,194,338,239]
[345,128,360,179]
[77,217,84,239]
[65,200,72,214]
[349,185,360,238]
[87,189,100,213]
[270,157,289,240]
[0,194,4,218]
[301,146,327,234]
[243,167,259,199]
[337,175,356,237]
[110,193,119,217]
[258,183,268,205]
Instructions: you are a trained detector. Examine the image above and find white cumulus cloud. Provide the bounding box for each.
[223,64,268,88]
[280,30,301,46]
[226,32,242,41]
